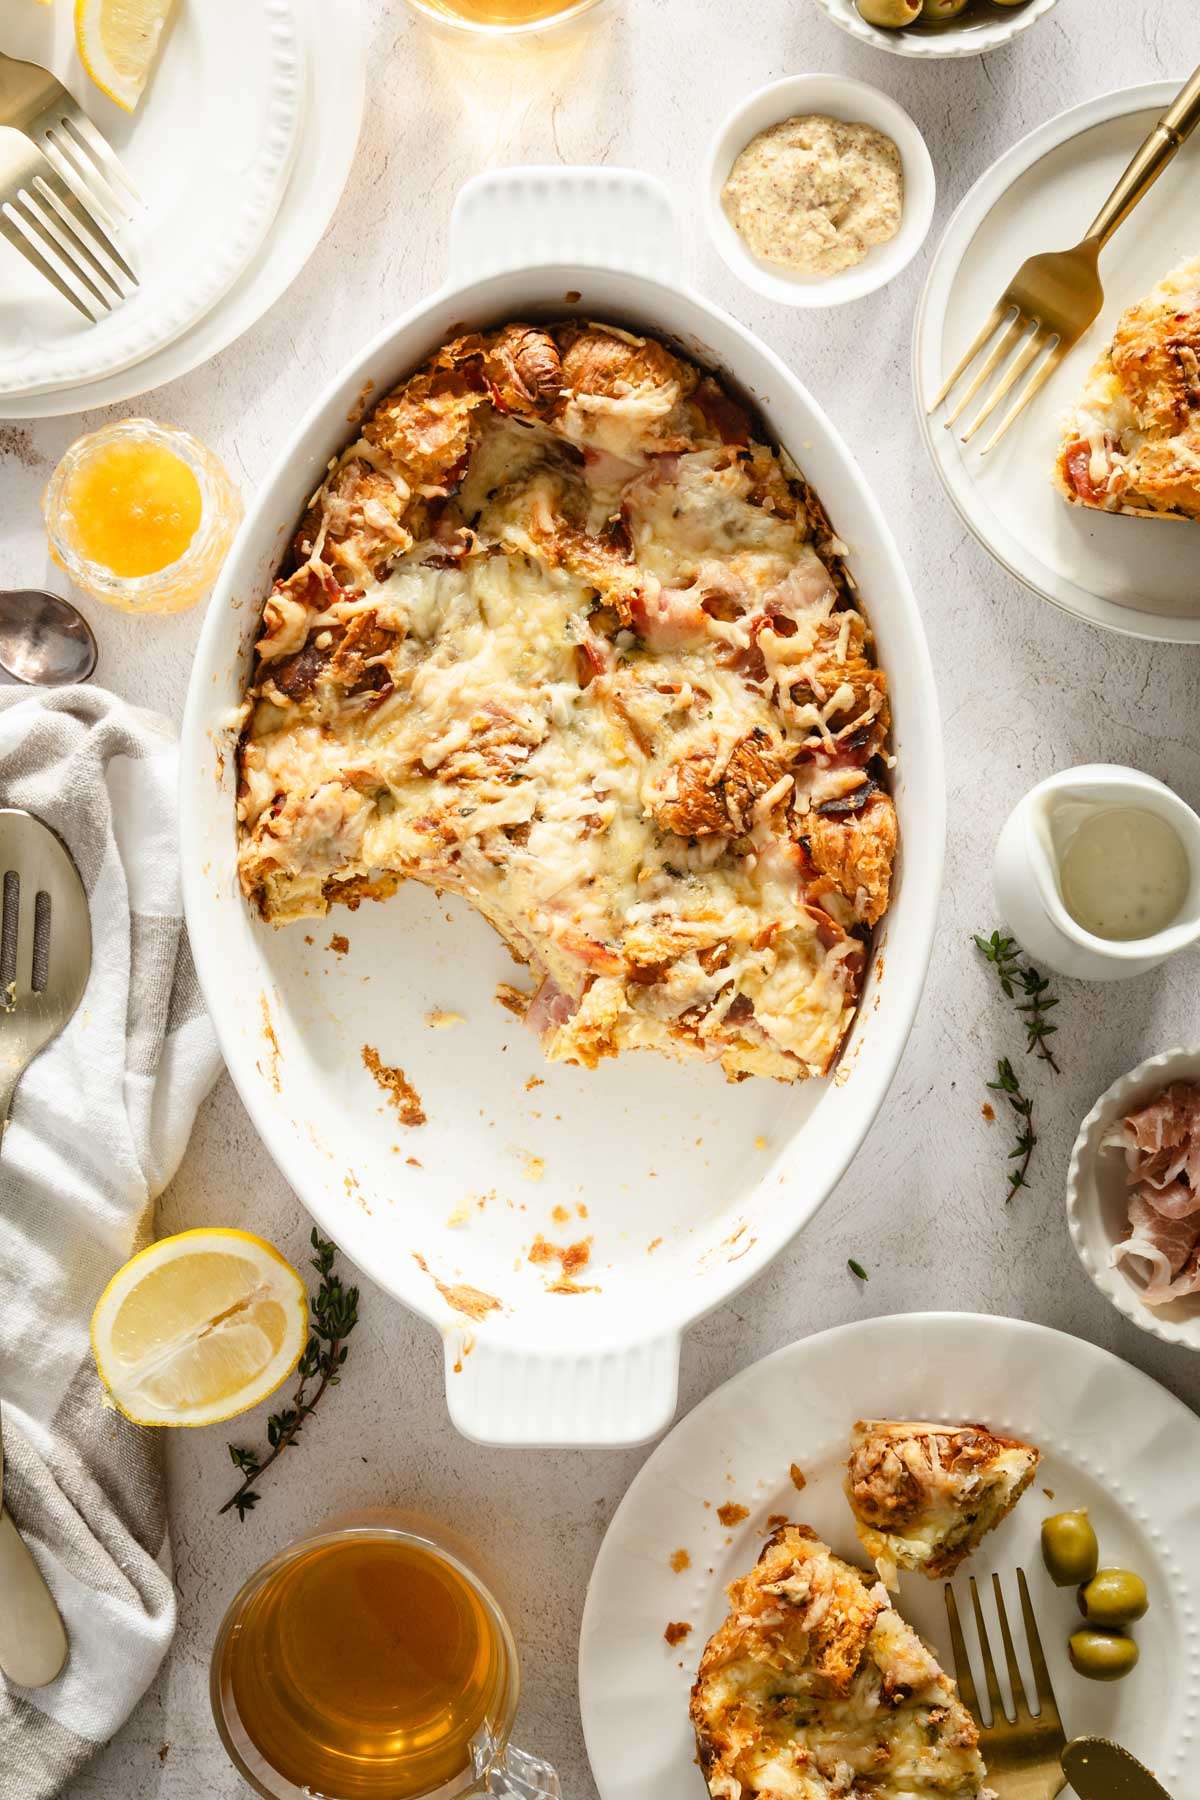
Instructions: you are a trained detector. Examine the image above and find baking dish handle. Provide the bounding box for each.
[444,1332,680,1448]
[447,164,681,284]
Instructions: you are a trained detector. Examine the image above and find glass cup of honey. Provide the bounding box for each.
[210,1513,559,1799]
[403,0,606,35]
[42,418,241,615]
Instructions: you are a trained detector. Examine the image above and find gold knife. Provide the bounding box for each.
[1062,1737,1173,1800]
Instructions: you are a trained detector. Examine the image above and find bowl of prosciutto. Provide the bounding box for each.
[1068,1047,1200,1350]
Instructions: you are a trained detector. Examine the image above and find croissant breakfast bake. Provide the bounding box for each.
[691,1524,992,1798]
[1055,251,1200,519]
[846,1419,1040,1587]
[236,321,897,1082]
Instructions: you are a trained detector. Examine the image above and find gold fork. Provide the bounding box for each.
[0,51,139,227]
[0,124,136,321]
[944,1569,1066,1800]
[928,64,1200,454]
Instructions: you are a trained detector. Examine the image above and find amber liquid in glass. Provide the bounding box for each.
[420,0,583,23]
[222,1536,506,1798]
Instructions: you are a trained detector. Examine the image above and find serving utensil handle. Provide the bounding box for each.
[0,1509,68,1689]
[1085,63,1200,246]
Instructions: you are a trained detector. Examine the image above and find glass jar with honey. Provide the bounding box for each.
[42,418,242,615]
[210,1513,560,1799]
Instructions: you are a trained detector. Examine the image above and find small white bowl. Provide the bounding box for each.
[813,0,1059,60]
[706,74,936,308]
[1067,1046,1200,1352]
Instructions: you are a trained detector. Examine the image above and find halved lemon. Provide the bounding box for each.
[75,0,175,113]
[91,1229,309,1427]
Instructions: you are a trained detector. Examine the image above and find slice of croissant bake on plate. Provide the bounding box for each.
[1055,251,1200,519]
[691,1524,993,1799]
[846,1420,1040,1588]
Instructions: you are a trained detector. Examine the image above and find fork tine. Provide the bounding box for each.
[1017,1567,1064,1728]
[969,1576,1010,1725]
[36,169,136,287]
[943,1584,982,1724]
[962,322,1053,443]
[62,110,142,208]
[0,207,98,322]
[990,1573,1032,1721]
[7,195,112,315]
[928,297,1015,412]
[41,127,124,233]
[943,313,1026,429]
[982,338,1072,455]
[18,188,118,311]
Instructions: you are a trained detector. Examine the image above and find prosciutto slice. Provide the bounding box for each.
[1105,1081,1200,1304]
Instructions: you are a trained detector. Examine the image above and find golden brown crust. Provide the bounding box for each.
[805,791,897,927]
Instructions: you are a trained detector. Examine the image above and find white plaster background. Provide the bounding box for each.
[2,0,1200,1792]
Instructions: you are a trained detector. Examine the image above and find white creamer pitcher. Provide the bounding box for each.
[993,764,1200,981]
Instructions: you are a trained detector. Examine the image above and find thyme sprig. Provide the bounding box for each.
[988,1057,1037,1201]
[220,1230,359,1520]
[973,931,1061,1072]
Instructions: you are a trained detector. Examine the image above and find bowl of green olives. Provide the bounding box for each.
[812,0,1059,59]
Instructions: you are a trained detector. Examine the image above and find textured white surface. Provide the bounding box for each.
[1,0,1199,1792]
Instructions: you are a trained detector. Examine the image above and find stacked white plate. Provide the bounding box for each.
[0,0,365,418]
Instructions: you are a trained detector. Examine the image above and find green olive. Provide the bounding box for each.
[990,0,1030,6]
[856,0,922,26]
[920,0,970,17]
[1041,1509,1100,1588]
[1079,1569,1149,1627]
[1069,1628,1140,1682]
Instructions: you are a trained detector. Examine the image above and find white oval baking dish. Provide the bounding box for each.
[179,166,945,1448]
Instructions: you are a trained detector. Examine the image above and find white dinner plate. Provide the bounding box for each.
[579,1313,1200,1798]
[0,0,365,421]
[914,83,1200,644]
[0,0,302,398]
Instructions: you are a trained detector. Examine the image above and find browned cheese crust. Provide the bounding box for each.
[846,1420,1041,1582]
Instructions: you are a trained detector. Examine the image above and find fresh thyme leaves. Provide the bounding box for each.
[972,931,1061,1071]
[847,1258,869,1282]
[220,1230,359,1521]
[987,1057,1037,1201]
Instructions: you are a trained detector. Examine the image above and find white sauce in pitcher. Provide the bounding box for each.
[1058,806,1190,941]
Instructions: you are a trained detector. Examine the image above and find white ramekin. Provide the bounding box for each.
[1067,1046,1200,1352]
[812,0,1059,60]
[705,74,936,308]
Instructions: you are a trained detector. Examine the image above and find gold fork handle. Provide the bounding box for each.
[1085,63,1200,247]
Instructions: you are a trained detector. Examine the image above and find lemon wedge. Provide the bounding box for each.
[91,1229,309,1427]
[75,0,175,113]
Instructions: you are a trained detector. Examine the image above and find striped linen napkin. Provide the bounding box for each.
[0,686,220,1800]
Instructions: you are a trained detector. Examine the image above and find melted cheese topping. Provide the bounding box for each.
[846,1421,1039,1585]
[692,1527,989,1799]
[237,323,897,1081]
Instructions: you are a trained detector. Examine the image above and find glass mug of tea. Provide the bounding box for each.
[210,1513,560,1799]
[403,0,606,35]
